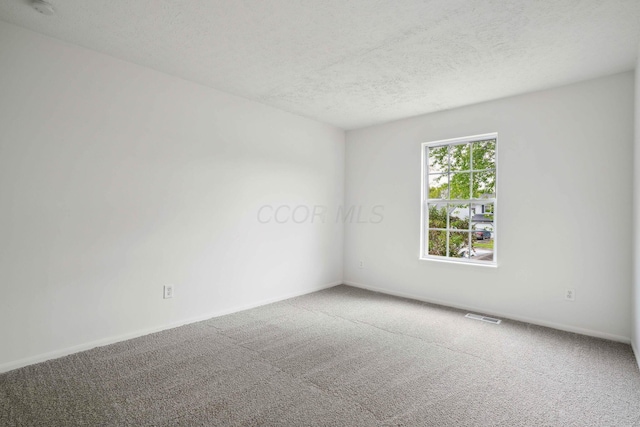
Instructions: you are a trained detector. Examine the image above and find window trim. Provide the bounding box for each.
[419,132,498,267]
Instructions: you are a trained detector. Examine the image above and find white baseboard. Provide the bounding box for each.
[0,281,341,374]
[632,341,640,371]
[343,280,631,344]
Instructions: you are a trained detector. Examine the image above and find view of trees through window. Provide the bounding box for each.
[423,136,496,263]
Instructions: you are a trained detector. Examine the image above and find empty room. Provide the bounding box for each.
[1,0,640,426]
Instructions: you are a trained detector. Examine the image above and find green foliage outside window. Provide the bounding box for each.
[427,205,470,258]
[428,139,496,200]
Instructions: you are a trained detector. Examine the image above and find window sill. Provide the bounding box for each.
[419,256,498,268]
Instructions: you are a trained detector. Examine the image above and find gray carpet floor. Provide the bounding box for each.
[1,285,640,426]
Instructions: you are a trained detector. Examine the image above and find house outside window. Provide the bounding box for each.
[420,133,497,265]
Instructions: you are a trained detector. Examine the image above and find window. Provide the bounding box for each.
[420,133,497,265]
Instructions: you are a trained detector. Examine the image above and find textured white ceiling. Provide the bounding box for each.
[1,0,639,129]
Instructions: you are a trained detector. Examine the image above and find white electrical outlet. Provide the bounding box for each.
[358,260,364,269]
[565,289,575,301]
[163,285,174,299]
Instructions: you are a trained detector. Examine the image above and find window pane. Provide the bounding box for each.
[422,135,497,264]
[471,202,494,229]
[449,172,470,199]
[450,143,471,172]
[472,170,496,198]
[428,174,449,199]
[428,203,448,229]
[472,139,496,170]
[449,231,470,258]
[428,145,449,174]
[472,228,494,262]
[428,230,447,256]
[484,202,495,216]
[449,204,469,230]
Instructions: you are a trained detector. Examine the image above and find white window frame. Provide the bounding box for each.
[419,133,498,267]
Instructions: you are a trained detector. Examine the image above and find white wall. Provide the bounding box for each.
[345,72,634,341]
[0,21,344,371]
[633,56,640,365]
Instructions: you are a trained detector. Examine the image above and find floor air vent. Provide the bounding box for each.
[465,313,502,324]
